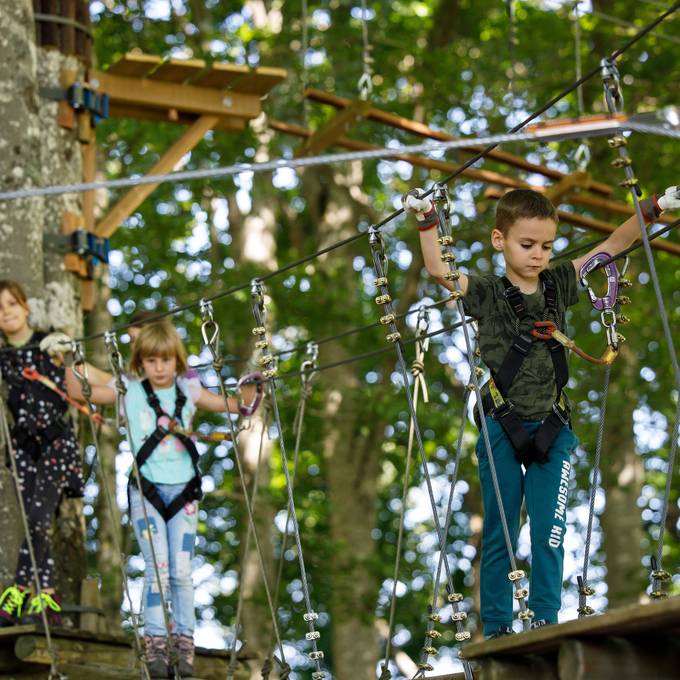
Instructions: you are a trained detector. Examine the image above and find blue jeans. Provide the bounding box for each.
[130,483,198,636]
[476,417,578,635]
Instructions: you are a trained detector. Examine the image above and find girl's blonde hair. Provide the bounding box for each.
[129,321,188,377]
[0,280,30,311]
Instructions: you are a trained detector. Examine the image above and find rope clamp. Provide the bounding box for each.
[303,611,319,622]
[651,569,671,581]
[422,646,438,656]
[428,613,442,622]
[375,294,392,305]
[308,650,324,661]
[440,252,456,263]
[518,608,534,621]
[447,592,463,603]
[255,340,269,350]
[508,570,525,581]
[437,235,454,246]
[455,631,472,642]
[451,611,467,621]
[305,631,321,640]
[386,332,401,343]
[611,156,632,168]
[428,629,442,639]
[252,326,267,336]
[514,588,529,600]
[374,276,388,287]
[444,271,460,281]
[619,177,638,189]
[578,604,595,615]
[449,290,463,301]
[607,135,627,148]
[380,313,396,325]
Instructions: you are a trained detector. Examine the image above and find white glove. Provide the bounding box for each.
[39,332,74,358]
[657,186,680,212]
[402,189,434,221]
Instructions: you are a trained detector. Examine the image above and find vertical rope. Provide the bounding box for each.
[578,364,611,617]
[0,369,64,680]
[301,0,310,126]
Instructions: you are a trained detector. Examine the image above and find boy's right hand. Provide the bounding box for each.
[402,189,438,230]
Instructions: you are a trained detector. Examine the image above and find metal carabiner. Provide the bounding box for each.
[600,57,624,115]
[415,306,431,353]
[432,183,451,220]
[579,251,620,312]
[199,298,220,355]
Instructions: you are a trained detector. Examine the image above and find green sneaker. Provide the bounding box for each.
[24,592,63,626]
[0,585,30,627]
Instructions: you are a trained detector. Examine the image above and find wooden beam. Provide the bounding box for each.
[481,655,557,680]
[484,187,680,256]
[95,115,218,238]
[295,99,372,158]
[270,119,680,251]
[304,88,614,196]
[107,103,246,131]
[544,171,592,203]
[90,71,261,120]
[14,634,137,668]
[558,636,680,680]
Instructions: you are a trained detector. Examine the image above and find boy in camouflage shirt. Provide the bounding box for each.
[404,186,680,636]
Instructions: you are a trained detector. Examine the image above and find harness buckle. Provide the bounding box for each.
[552,401,570,426]
[491,399,515,421]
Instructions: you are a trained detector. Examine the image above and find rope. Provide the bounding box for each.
[102,337,181,680]
[301,0,310,126]
[380,326,429,677]
[600,60,680,595]
[0,369,65,680]
[198,301,288,667]
[265,352,316,675]
[506,0,517,98]
[226,407,270,680]
[357,0,373,100]
[70,349,151,678]
[250,284,325,678]
[577,364,611,617]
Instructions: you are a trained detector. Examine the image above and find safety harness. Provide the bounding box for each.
[480,272,570,466]
[132,379,203,521]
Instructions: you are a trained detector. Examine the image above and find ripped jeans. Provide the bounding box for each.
[129,484,198,636]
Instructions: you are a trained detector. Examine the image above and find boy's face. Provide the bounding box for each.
[491,217,557,280]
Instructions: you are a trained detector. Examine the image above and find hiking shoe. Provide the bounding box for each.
[172,634,195,677]
[530,618,551,630]
[0,585,30,627]
[486,625,514,639]
[23,592,63,626]
[144,635,169,679]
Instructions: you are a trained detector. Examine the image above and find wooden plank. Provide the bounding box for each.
[14,634,137,667]
[461,597,680,660]
[295,99,372,158]
[95,115,218,238]
[91,71,262,120]
[230,67,288,95]
[304,88,614,197]
[558,635,680,680]
[106,52,162,78]
[481,655,557,680]
[107,103,245,131]
[191,63,250,89]
[152,58,207,83]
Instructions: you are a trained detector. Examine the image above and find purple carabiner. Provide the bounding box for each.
[579,252,619,311]
[237,371,265,417]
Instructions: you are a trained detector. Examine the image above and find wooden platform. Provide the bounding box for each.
[459,597,680,680]
[0,625,250,679]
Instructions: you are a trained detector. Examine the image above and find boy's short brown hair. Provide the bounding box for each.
[129,321,188,377]
[495,189,557,235]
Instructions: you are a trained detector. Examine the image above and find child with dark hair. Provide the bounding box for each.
[0,280,83,627]
[404,185,680,636]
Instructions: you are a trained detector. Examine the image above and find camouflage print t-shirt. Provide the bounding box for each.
[463,260,579,420]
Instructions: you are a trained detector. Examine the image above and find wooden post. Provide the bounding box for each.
[95,114,218,238]
[558,636,680,680]
[79,577,103,633]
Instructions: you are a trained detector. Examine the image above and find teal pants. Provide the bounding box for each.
[476,416,578,635]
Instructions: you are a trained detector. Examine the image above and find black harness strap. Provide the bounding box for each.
[482,272,570,466]
[132,379,203,521]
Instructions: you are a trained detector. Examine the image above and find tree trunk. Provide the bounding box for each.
[0,1,85,607]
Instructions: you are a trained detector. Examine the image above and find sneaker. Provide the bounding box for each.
[0,586,30,627]
[486,625,514,639]
[172,634,195,677]
[23,592,63,626]
[530,618,551,630]
[144,635,170,679]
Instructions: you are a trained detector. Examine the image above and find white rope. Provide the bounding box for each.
[0,124,638,202]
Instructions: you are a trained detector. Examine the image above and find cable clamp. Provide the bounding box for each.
[380,313,396,325]
[375,294,392,305]
[619,177,638,189]
[508,570,525,582]
[417,663,434,672]
[455,631,471,642]
[607,135,627,148]
[252,326,267,336]
[451,611,467,622]
[312,673,326,680]
[386,332,401,343]
[448,290,463,301]
[443,271,460,281]
[513,587,529,600]
[616,295,631,305]
[262,368,277,379]
[422,646,438,656]
[374,276,388,287]
[447,592,463,603]
[652,569,671,581]
[578,584,595,597]
[308,650,324,661]
[440,252,456,263]
[650,590,669,600]
[305,631,321,641]
[616,314,630,325]
[427,629,442,640]
[437,235,454,246]
[577,605,595,616]
[303,612,319,622]
[611,156,632,168]
[428,613,442,622]
[518,609,534,621]
[619,278,632,288]
[258,354,275,367]
[254,340,269,350]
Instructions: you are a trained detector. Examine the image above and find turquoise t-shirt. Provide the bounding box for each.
[122,375,202,485]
